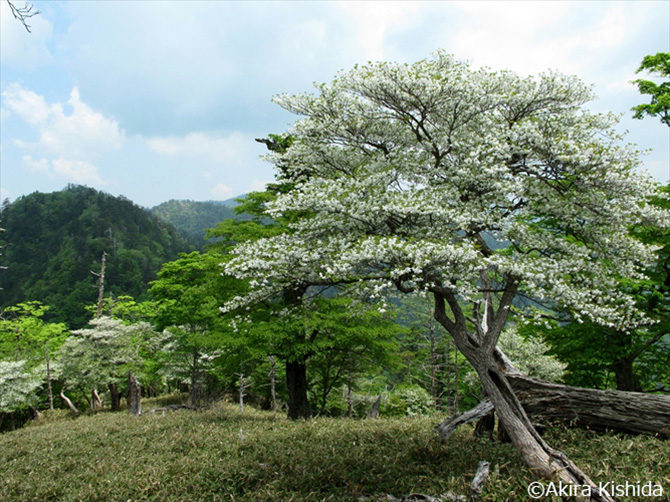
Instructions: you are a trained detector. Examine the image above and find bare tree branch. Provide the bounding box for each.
[6,0,40,33]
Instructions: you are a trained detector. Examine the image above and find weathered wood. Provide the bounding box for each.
[127,372,142,416]
[91,388,102,409]
[470,461,490,501]
[45,341,53,410]
[435,400,494,441]
[108,382,121,411]
[507,374,670,438]
[60,390,80,415]
[436,376,670,441]
[357,460,490,502]
[368,395,382,419]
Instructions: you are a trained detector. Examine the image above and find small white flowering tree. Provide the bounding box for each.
[224,52,667,499]
[57,316,152,413]
[0,360,41,427]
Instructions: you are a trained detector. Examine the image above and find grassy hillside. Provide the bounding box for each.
[2,399,668,501]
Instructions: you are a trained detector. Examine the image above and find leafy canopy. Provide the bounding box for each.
[225,52,667,336]
[631,52,670,127]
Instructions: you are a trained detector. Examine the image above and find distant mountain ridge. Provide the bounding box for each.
[150,197,250,247]
[0,185,193,328]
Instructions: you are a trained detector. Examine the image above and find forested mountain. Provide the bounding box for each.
[150,198,250,247]
[0,185,193,328]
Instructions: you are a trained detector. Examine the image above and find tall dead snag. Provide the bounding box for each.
[268,356,278,412]
[89,251,107,409]
[127,372,141,416]
[92,251,106,320]
[368,395,382,419]
[45,341,54,410]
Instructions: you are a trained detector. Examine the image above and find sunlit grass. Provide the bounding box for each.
[1,400,668,501]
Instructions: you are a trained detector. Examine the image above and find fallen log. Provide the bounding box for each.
[510,374,670,437]
[436,375,670,440]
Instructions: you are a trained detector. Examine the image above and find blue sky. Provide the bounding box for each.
[1,1,669,208]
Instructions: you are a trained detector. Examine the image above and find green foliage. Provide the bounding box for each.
[150,251,248,403]
[631,52,670,127]
[0,301,68,368]
[0,185,191,328]
[382,385,434,417]
[1,403,668,501]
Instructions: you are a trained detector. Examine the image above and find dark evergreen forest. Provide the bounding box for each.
[0,185,193,328]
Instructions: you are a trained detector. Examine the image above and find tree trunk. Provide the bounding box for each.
[433,291,615,502]
[286,360,311,419]
[95,251,106,319]
[60,390,80,415]
[507,373,670,437]
[189,348,201,408]
[238,372,246,413]
[368,395,382,419]
[268,356,277,412]
[91,388,102,409]
[108,382,121,411]
[127,372,142,416]
[346,384,354,418]
[611,357,642,392]
[29,406,42,421]
[45,342,53,410]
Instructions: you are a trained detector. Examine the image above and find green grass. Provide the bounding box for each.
[1,400,669,501]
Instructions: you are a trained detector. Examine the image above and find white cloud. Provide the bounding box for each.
[21,155,105,185]
[146,131,254,166]
[210,183,233,199]
[2,84,124,159]
[336,1,424,61]
[446,1,577,75]
[0,188,12,202]
[21,155,49,174]
[2,85,50,125]
[249,179,270,192]
[51,158,105,185]
[2,85,119,186]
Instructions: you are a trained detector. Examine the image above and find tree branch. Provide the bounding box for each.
[6,0,40,33]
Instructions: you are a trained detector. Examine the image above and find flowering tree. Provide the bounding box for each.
[224,52,667,498]
[57,316,154,413]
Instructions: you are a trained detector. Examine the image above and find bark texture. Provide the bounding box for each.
[508,374,670,437]
[286,360,311,419]
[108,382,121,411]
[127,372,142,416]
[60,390,80,415]
[432,291,616,502]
